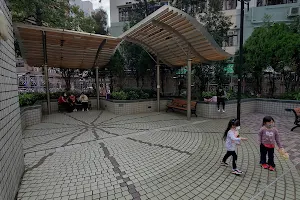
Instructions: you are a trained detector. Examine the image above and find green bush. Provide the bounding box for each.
[140,91,150,99]
[279,91,300,100]
[19,93,47,107]
[111,91,127,100]
[114,88,155,100]
[127,91,139,100]
[202,91,216,98]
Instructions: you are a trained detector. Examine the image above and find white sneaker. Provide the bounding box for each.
[87,109,89,111]
[74,109,77,112]
[82,109,84,112]
[222,109,225,113]
[218,109,220,112]
[232,169,243,175]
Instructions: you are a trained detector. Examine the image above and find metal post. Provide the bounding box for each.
[44,65,51,115]
[156,59,160,112]
[95,67,100,110]
[187,58,192,120]
[42,31,51,115]
[237,0,245,121]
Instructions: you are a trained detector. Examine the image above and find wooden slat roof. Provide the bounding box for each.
[14,23,121,69]
[120,5,231,66]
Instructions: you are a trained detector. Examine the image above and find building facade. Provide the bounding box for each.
[70,0,94,16]
[0,1,24,200]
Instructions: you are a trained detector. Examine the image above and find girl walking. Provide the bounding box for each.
[259,116,284,171]
[221,119,248,175]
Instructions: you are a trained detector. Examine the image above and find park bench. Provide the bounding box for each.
[58,101,92,112]
[285,108,300,131]
[166,99,198,117]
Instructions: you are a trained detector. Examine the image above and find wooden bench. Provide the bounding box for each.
[285,108,300,131]
[166,99,198,117]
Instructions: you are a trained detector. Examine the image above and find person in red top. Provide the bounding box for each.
[58,93,70,112]
[259,116,284,171]
[58,93,67,104]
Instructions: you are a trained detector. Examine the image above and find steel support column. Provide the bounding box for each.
[42,31,51,115]
[187,58,192,120]
[95,67,100,110]
[156,58,160,112]
[237,0,245,121]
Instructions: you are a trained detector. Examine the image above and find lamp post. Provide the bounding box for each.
[237,0,250,121]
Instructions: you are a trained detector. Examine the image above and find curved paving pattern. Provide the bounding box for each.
[18,111,300,200]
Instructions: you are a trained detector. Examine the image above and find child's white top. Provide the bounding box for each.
[226,130,241,151]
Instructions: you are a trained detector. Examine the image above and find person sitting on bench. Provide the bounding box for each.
[79,92,89,111]
[58,93,69,112]
[68,94,77,112]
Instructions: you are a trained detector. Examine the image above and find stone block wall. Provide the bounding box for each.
[20,105,42,130]
[100,99,169,115]
[0,1,24,199]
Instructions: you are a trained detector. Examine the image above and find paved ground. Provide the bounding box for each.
[17,111,300,200]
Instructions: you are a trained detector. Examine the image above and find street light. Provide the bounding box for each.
[237,0,250,121]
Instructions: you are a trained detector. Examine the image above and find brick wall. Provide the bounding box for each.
[0,1,24,199]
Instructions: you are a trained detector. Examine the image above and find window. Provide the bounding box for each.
[119,7,131,22]
[223,30,238,47]
[257,0,297,7]
[223,0,237,10]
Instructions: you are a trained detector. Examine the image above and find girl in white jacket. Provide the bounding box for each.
[221,119,248,175]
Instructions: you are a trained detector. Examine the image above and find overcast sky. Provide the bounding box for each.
[90,0,111,26]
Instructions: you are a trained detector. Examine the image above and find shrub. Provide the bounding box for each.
[202,91,216,98]
[111,91,127,100]
[127,91,139,100]
[140,91,150,99]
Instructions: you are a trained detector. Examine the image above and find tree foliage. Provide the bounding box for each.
[92,8,108,35]
[236,18,300,95]
[198,0,232,46]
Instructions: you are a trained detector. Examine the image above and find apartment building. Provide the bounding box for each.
[70,0,94,16]
[110,0,300,55]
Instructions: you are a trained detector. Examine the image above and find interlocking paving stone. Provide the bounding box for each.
[17,110,300,200]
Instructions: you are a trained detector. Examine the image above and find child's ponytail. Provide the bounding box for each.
[223,119,240,140]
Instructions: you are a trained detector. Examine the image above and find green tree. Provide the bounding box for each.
[9,0,70,27]
[92,8,108,35]
[109,50,125,90]
[192,0,232,97]
[198,0,232,46]
[240,21,300,95]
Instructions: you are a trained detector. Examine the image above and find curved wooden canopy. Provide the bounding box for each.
[14,23,121,69]
[120,5,231,66]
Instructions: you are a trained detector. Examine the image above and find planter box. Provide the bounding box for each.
[100,99,170,115]
[20,105,42,130]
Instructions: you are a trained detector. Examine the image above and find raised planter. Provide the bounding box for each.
[20,105,42,130]
[100,98,170,115]
[196,98,300,119]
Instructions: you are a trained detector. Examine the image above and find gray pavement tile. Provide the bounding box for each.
[17,111,300,200]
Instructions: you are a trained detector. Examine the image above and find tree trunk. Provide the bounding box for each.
[64,78,71,91]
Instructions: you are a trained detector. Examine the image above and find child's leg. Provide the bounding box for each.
[232,151,237,169]
[267,148,275,167]
[222,151,231,163]
[260,144,267,164]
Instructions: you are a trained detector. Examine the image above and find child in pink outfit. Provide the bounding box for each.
[259,116,284,171]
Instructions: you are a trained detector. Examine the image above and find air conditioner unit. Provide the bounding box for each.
[287,7,300,17]
[228,30,236,36]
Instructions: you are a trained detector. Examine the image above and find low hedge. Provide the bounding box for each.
[111,89,155,100]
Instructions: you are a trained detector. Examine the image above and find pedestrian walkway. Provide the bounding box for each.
[18,111,300,200]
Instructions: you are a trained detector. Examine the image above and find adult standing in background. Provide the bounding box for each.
[79,92,89,111]
[217,87,226,113]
